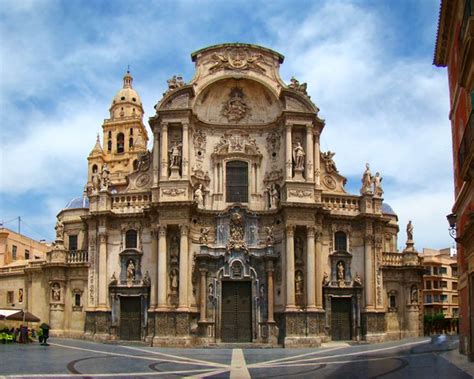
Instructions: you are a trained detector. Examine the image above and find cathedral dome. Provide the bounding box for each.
[64,196,90,210]
[110,70,144,119]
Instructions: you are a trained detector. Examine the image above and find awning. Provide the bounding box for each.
[0,309,41,322]
[0,309,21,319]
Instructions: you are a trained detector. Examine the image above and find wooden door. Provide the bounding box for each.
[120,297,141,340]
[221,281,252,342]
[331,297,352,341]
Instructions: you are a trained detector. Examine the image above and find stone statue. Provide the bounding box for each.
[407,220,414,241]
[52,283,61,302]
[110,272,117,285]
[411,285,418,304]
[143,271,151,286]
[170,270,178,294]
[100,164,110,191]
[208,282,214,298]
[293,142,305,170]
[166,75,185,92]
[288,77,308,94]
[217,223,225,244]
[92,171,101,193]
[372,172,383,197]
[227,212,247,251]
[295,271,303,295]
[321,151,338,173]
[353,272,362,286]
[268,184,279,209]
[222,88,249,123]
[322,272,329,286]
[169,142,182,168]
[55,219,64,241]
[361,163,373,195]
[194,184,204,209]
[199,227,210,244]
[265,225,274,245]
[337,261,344,280]
[127,260,136,282]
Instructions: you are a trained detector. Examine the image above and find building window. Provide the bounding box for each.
[69,235,78,251]
[389,294,396,308]
[441,294,448,303]
[130,128,133,135]
[7,291,14,304]
[18,289,23,303]
[433,266,439,275]
[453,308,459,317]
[108,139,112,152]
[125,230,138,249]
[133,159,139,171]
[440,267,447,275]
[433,281,439,289]
[75,293,81,307]
[92,164,98,173]
[434,294,440,303]
[453,295,459,304]
[426,295,432,303]
[426,280,432,289]
[334,231,347,251]
[441,280,448,288]
[226,161,248,203]
[117,133,125,153]
[452,267,458,277]
[452,282,458,290]
[24,249,30,260]
[129,137,134,148]
[12,245,17,260]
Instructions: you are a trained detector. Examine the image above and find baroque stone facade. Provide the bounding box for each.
[0,44,424,346]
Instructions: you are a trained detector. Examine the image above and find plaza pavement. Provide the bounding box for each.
[0,336,472,378]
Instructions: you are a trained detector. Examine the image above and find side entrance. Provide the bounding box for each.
[221,281,252,342]
[331,297,352,340]
[120,296,141,340]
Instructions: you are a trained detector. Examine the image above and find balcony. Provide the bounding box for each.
[67,250,88,263]
[459,111,474,180]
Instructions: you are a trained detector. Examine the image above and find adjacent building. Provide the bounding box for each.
[422,248,459,319]
[434,0,474,360]
[0,44,424,346]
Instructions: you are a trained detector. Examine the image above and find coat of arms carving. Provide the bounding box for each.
[208,47,266,73]
[222,87,250,123]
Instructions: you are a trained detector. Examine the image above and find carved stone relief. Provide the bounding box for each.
[221,87,250,123]
[208,47,266,73]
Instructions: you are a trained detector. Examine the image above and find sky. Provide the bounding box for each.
[0,0,454,251]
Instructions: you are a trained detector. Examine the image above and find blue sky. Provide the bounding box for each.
[0,0,453,250]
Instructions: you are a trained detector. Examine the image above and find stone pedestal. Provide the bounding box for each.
[151,311,194,347]
[281,311,325,347]
[293,168,305,181]
[169,166,181,180]
[361,311,386,343]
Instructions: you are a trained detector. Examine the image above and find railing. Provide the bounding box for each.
[382,252,403,267]
[112,192,150,213]
[322,195,360,212]
[458,110,474,179]
[67,250,88,263]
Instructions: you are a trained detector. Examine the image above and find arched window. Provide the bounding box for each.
[92,164,98,173]
[226,161,248,203]
[130,128,133,135]
[117,133,125,153]
[335,231,347,251]
[129,137,134,148]
[133,159,139,171]
[107,140,112,152]
[108,131,112,138]
[125,230,138,249]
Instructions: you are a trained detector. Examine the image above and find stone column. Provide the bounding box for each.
[306,226,316,310]
[314,131,321,187]
[160,123,168,181]
[152,132,160,186]
[213,163,218,193]
[150,227,159,309]
[285,225,296,311]
[178,225,189,311]
[199,268,207,322]
[364,234,374,309]
[315,227,323,309]
[182,122,189,179]
[266,260,275,323]
[305,125,314,182]
[98,232,108,309]
[285,124,293,180]
[157,225,168,310]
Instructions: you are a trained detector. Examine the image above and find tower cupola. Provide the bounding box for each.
[109,70,144,120]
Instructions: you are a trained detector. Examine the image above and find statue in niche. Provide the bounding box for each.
[361,163,373,195]
[267,184,279,209]
[199,227,210,244]
[100,164,110,191]
[92,171,101,193]
[194,184,204,209]
[337,261,345,287]
[372,172,383,197]
[126,259,136,283]
[406,220,414,241]
[249,224,257,245]
[293,142,305,170]
[294,237,304,264]
[217,223,225,244]
[322,272,329,286]
[410,285,418,304]
[169,142,182,168]
[353,272,362,286]
[295,271,304,295]
[227,212,247,251]
[170,270,178,294]
[208,282,214,299]
[55,219,64,241]
[265,225,274,246]
[52,283,61,302]
[321,151,338,173]
[170,235,179,263]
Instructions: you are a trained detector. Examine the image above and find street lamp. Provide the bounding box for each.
[446,213,458,241]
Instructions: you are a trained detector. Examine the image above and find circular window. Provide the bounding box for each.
[121,96,125,101]
[132,97,136,102]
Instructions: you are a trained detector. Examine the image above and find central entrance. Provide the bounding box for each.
[120,297,141,340]
[331,298,352,340]
[221,281,252,342]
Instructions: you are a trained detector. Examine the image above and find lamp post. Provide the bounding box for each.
[446,213,458,242]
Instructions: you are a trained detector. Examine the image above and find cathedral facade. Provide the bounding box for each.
[5,44,424,347]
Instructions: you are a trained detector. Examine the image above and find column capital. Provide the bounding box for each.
[305,124,313,132]
[158,225,167,237]
[98,232,108,243]
[286,224,296,236]
[182,121,189,130]
[285,123,293,130]
[161,122,168,131]
[265,259,275,272]
[306,225,315,237]
[180,224,189,236]
[364,234,374,245]
[150,224,160,237]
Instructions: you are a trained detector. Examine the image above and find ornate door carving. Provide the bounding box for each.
[221,281,252,342]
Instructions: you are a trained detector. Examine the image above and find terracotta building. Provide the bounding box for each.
[0,44,424,346]
[434,0,474,360]
[421,248,459,319]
